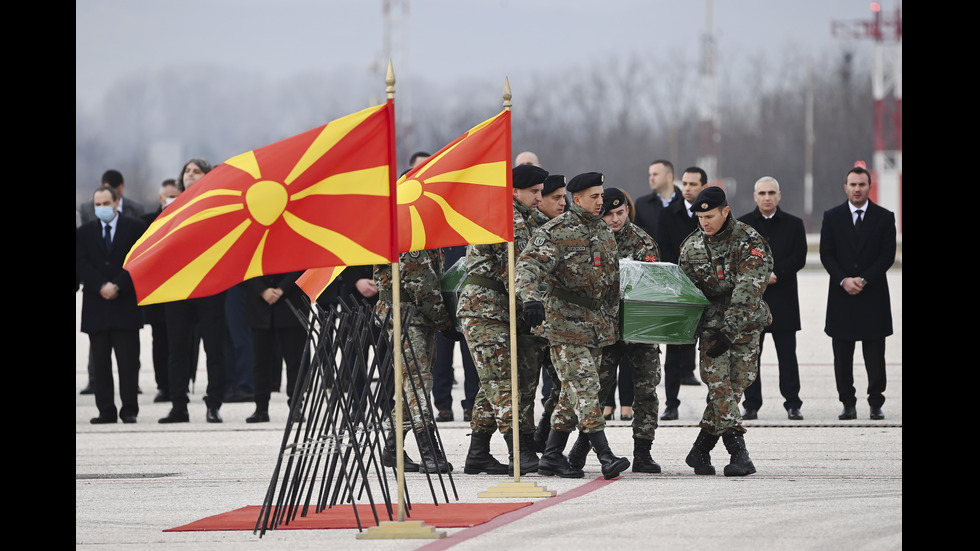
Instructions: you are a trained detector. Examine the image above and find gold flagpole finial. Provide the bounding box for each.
[386,59,395,98]
[503,77,512,110]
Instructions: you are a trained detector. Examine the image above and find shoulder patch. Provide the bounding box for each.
[534,236,546,246]
[643,255,657,263]
[750,248,764,258]
[409,250,421,258]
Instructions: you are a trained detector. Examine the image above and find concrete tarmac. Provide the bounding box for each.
[76,268,902,550]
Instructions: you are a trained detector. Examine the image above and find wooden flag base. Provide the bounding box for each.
[356,520,446,540]
[478,481,556,498]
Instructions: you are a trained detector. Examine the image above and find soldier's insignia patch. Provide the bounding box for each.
[517,239,527,250]
[750,248,764,258]
[534,236,546,246]
[644,255,657,262]
[409,250,421,258]
[701,202,708,209]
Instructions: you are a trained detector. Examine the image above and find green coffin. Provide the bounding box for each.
[441,256,467,330]
[619,259,709,345]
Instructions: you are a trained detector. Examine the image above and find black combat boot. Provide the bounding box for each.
[631,437,662,473]
[463,431,508,475]
[685,429,720,475]
[721,429,757,477]
[417,427,453,473]
[587,430,630,480]
[245,401,270,423]
[380,427,421,473]
[566,430,591,471]
[532,414,551,454]
[537,430,584,478]
[502,430,539,475]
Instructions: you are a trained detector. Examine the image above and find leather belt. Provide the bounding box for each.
[550,286,602,311]
[463,274,506,294]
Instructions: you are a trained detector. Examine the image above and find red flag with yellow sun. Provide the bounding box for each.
[397,109,512,252]
[124,102,396,305]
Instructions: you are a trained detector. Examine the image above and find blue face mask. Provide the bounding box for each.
[95,205,116,223]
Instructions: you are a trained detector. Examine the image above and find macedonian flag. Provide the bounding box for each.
[397,109,512,252]
[124,102,396,305]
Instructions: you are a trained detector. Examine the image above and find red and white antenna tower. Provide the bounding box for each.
[833,2,902,234]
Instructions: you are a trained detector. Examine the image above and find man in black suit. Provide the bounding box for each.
[820,166,896,421]
[738,177,807,420]
[79,169,147,395]
[656,166,708,420]
[633,160,680,244]
[76,186,147,423]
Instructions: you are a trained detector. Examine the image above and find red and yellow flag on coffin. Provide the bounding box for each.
[397,109,512,252]
[124,102,397,305]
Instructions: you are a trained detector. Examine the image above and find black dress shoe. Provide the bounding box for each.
[742,408,758,420]
[603,412,614,421]
[159,409,190,424]
[246,410,270,423]
[661,407,678,421]
[80,384,95,395]
[121,414,138,424]
[838,405,857,420]
[436,409,454,422]
[870,407,885,420]
[463,408,472,422]
[620,414,634,421]
[90,415,117,424]
[153,391,170,403]
[787,408,804,420]
[680,375,702,386]
[206,407,223,423]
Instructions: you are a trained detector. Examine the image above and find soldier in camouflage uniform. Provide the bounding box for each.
[457,164,549,476]
[374,248,461,473]
[520,174,566,453]
[565,187,665,474]
[678,186,773,477]
[516,172,630,480]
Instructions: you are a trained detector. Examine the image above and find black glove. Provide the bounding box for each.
[706,331,732,358]
[440,326,464,342]
[523,300,545,328]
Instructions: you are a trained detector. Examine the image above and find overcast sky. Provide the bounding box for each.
[76,0,896,109]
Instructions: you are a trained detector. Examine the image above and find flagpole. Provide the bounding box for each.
[359,60,446,540]
[478,77,555,499]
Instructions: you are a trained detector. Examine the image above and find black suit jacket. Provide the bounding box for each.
[819,200,895,340]
[76,214,147,333]
[657,198,699,264]
[633,185,681,243]
[738,207,807,332]
[244,271,308,329]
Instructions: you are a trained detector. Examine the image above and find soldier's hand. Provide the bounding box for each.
[523,300,545,328]
[706,331,732,358]
[440,326,465,342]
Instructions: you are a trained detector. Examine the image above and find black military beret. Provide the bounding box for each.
[541,174,566,195]
[513,164,549,189]
[689,186,728,213]
[602,187,627,213]
[567,172,604,193]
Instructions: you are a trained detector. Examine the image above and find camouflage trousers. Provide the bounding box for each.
[598,340,662,441]
[698,330,761,435]
[515,334,554,431]
[385,324,437,432]
[548,344,605,434]
[461,317,537,434]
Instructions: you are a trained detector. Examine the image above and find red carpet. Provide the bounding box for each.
[166,502,532,532]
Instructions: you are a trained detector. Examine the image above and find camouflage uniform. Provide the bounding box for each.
[597,222,663,441]
[515,201,620,434]
[457,198,538,435]
[679,213,773,435]
[374,249,453,431]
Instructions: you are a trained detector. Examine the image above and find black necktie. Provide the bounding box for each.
[854,209,864,234]
[104,224,112,250]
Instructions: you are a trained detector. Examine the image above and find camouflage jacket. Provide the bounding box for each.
[515,202,620,347]
[613,222,661,262]
[679,213,773,339]
[456,198,535,324]
[374,248,453,331]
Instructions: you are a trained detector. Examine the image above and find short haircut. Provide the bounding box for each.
[409,151,431,167]
[101,169,124,188]
[754,176,780,191]
[683,166,708,186]
[650,159,674,175]
[94,185,118,202]
[847,166,873,185]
